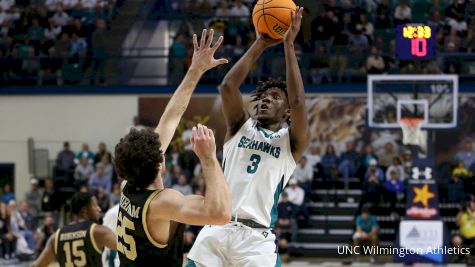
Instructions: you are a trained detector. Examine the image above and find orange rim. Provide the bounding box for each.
[400,118,424,128]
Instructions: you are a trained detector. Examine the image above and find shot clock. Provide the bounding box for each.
[395,24,436,60]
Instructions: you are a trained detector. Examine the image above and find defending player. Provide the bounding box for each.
[187,7,310,266]
[114,29,231,266]
[30,192,117,267]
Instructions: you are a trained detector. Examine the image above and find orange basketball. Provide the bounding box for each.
[252,0,297,40]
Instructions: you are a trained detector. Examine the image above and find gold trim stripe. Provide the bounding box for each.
[89,223,102,254]
[142,190,167,249]
[54,229,60,255]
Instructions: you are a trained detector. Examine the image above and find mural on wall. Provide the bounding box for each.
[138,95,474,164]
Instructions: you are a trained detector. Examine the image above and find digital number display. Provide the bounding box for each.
[395,24,436,60]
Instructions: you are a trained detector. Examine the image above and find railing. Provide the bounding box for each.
[2,51,475,88]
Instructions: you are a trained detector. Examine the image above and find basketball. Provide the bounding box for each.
[252,0,297,40]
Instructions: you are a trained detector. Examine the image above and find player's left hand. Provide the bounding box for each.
[283,6,304,44]
[189,29,229,74]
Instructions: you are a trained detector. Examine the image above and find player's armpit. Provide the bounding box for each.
[153,190,230,226]
[30,233,56,267]
[94,224,117,250]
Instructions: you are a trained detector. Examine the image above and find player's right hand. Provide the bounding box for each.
[189,29,228,74]
[255,28,282,48]
[191,124,216,161]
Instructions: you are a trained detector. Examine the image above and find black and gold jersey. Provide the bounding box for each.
[118,183,184,267]
[55,221,102,267]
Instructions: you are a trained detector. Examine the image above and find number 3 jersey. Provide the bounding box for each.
[118,183,184,267]
[55,221,102,267]
[223,118,297,228]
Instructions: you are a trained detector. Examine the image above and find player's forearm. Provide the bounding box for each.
[155,68,203,149]
[201,157,232,223]
[221,41,266,91]
[284,42,306,109]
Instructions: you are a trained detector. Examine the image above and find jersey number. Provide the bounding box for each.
[117,211,137,260]
[63,240,86,267]
[247,154,261,174]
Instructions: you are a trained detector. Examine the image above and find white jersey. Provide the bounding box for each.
[223,118,296,228]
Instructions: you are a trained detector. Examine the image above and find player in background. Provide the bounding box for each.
[102,204,119,267]
[114,29,231,266]
[187,7,310,267]
[30,192,116,267]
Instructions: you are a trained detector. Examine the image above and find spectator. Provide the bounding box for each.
[18,200,36,235]
[353,206,379,262]
[70,32,87,63]
[109,182,121,206]
[356,14,373,41]
[22,47,40,83]
[467,0,475,21]
[96,188,110,212]
[8,200,35,254]
[75,143,95,165]
[125,116,146,134]
[386,156,405,181]
[349,30,369,55]
[453,160,470,178]
[309,44,331,84]
[41,178,58,214]
[2,184,14,204]
[0,202,14,259]
[375,0,391,29]
[378,142,398,169]
[359,144,378,169]
[305,145,321,169]
[91,19,107,84]
[74,157,94,188]
[215,0,231,17]
[448,174,466,203]
[292,156,313,194]
[366,47,385,74]
[321,144,340,180]
[277,191,298,243]
[181,120,198,176]
[401,149,413,178]
[365,159,385,182]
[445,0,465,22]
[102,156,114,182]
[28,19,44,45]
[88,163,112,194]
[384,170,404,214]
[172,175,193,196]
[453,198,475,260]
[361,170,383,207]
[445,28,462,52]
[456,140,475,170]
[24,179,42,220]
[54,33,71,59]
[394,0,412,25]
[284,179,308,224]
[38,47,63,86]
[52,7,70,27]
[55,141,75,177]
[338,141,359,190]
[229,0,249,23]
[94,142,112,164]
[37,215,55,254]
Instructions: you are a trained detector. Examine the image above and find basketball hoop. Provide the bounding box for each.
[399,118,427,151]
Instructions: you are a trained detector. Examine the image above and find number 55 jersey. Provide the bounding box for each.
[222,118,296,228]
[118,184,184,267]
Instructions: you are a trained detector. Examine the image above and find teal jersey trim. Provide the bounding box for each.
[270,175,285,228]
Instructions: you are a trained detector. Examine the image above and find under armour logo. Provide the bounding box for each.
[412,167,432,180]
[262,231,268,238]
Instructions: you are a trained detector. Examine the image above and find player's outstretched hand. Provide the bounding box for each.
[190,29,228,74]
[283,6,304,44]
[191,124,216,161]
[255,28,281,48]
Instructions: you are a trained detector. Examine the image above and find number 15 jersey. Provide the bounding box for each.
[223,118,296,228]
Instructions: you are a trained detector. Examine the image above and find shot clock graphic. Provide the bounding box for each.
[395,24,436,60]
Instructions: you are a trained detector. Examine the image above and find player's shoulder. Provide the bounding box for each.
[149,188,184,211]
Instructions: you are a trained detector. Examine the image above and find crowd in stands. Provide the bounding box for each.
[167,0,475,84]
[0,0,118,87]
[1,118,474,262]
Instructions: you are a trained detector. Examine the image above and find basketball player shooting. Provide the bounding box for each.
[113,29,231,266]
[187,7,310,267]
[30,192,117,267]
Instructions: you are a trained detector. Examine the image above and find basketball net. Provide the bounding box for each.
[399,118,427,152]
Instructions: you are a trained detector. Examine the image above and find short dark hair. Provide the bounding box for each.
[71,192,92,215]
[114,128,164,188]
[251,78,288,103]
